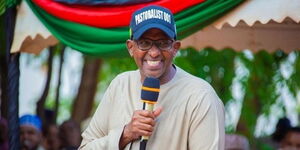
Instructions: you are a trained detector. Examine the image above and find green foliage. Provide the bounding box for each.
[174,47,236,104]
[45,95,72,124]
[287,52,300,97]
[95,57,137,108]
[100,57,137,86]
[176,48,299,149]
[257,142,274,150]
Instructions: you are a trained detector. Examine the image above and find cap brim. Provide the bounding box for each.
[133,23,175,40]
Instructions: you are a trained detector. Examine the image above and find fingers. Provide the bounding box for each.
[133,111,155,125]
[124,108,163,141]
[138,107,163,118]
[132,121,154,132]
[138,110,155,119]
[153,107,163,117]
[131,110,155,133]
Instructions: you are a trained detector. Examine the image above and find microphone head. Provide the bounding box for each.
[141,77,160,102]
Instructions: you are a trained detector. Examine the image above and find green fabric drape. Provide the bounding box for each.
[0,0,20,15]
[0,0,5,15]
[176,0,243,38]
[26,0,244,57]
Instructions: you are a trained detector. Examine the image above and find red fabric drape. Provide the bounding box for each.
[32,0,205,27]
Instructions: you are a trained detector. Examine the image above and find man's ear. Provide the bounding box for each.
[172,40,181,56]
[126,40,134,57]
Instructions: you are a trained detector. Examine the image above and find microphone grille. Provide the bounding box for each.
[141,77,160,102]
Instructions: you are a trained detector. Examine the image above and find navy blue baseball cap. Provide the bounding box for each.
[130,5,177,40]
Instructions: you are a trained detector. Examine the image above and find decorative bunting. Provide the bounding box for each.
[26,0,244,57]
[31,0,205,27]
[54,0,155,6]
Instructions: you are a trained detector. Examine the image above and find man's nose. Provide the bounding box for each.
[20,133,29,142]
[148,44,161,57]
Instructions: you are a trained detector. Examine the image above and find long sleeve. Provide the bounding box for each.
[188,90,225,150]
[79,68,225,150]
[79,78,131,150]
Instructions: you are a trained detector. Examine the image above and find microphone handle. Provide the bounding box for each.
[142,102,154,140]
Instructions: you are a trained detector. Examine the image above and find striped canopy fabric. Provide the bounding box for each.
[32,0,205,27]
[23,0,244,57]
[54,0,155,6]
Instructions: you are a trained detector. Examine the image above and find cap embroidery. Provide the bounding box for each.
[135,9,171,25]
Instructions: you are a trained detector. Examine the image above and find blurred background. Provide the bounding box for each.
[18,46,300,149]
[1,0,300,149]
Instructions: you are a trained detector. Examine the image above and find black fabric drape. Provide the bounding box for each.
[5,7,20,150]
[0,12,8,119]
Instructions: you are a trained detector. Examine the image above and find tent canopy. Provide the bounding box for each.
[11,0,300,55]
[12,0,243,56]
[181,0,300,53]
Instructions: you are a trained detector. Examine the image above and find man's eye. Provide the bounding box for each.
[139,40,151,45]
[158,41,169,46]
[139,41,146,44]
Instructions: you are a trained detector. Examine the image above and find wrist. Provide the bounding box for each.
[119,125,133,149]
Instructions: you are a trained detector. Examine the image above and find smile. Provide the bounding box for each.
[147,60,161,67]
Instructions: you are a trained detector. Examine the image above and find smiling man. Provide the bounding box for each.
[80,5,225,150]
[19,115,43,150]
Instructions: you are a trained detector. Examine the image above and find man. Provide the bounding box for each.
[59,120,82,150]
[20,114,44,150]
[80,5,225,150]
[225,134,249,150]
[280,127,300,150]
[42,123,61,150]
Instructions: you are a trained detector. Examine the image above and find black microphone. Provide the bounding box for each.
[140,77,160,150]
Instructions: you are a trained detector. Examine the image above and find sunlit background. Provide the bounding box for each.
[19,47,300,138]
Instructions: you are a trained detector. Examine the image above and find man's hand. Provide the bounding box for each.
[119,107,162,149]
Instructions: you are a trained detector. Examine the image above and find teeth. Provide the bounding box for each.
[147,60,160,66]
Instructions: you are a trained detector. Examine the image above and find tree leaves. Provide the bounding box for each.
[174,48,300,148]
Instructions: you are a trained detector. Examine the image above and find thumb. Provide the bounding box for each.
[153,107,163,118]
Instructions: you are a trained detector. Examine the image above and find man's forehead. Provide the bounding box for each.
[20,124,40,132]
[140,28,170,38]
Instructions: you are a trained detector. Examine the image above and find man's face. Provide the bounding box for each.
[59,121,81,147]
[43,125,61,150]
[20,125,41,150]
[127,28,180,84]
[281,131,300,150]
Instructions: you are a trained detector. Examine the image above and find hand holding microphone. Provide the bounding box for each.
[140,77,160,141]
[121,77,161,147]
